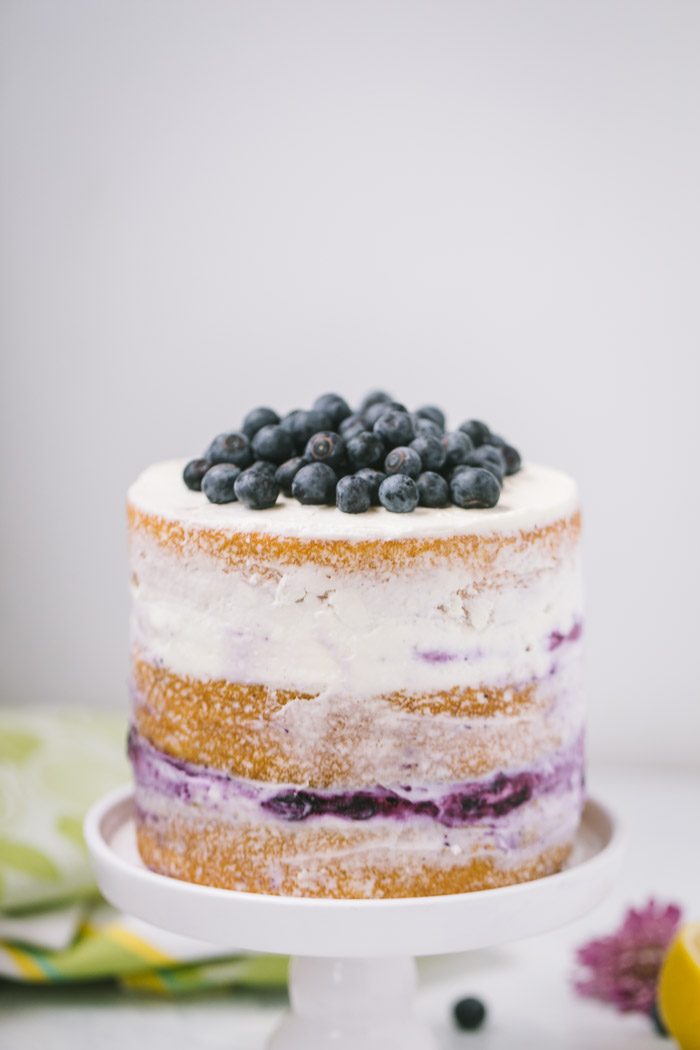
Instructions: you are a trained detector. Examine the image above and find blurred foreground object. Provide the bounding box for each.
[0,707,128,910]
[659,921,700,1050]
[574,899,683,1014]
[0,708,286,993]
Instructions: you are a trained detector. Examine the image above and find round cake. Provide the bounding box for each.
[127,449,584,899]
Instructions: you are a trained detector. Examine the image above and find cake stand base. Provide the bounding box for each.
[269,957,435,1050]
[85,789,623,1050]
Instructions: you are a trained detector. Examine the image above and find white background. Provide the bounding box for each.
[1,0,699,764]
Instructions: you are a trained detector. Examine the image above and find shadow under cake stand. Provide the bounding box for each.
[85,786,624,1050]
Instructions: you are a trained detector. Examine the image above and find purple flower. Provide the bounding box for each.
[574,899,683,1014]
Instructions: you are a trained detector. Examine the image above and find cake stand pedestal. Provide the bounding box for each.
[85,788,624,1050]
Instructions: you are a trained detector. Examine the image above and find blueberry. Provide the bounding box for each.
[384,446,422,479]
[417,471,450,507]
[251,424,294,464]
[312,393,352,428]
[453,997,486,1031]
[284,409,333,451]
[458,419,491,447]
[503,445,521,474]
[183,458,210,491]
[292,462,337,505]
[250,459,278,477]
[346,430,384,468]
[450,467,501,509]
[336,475,372,514]
[442,430,474,466]
[205,431,253,468]
[233,467,279,509]
[410,435,446,471]
[275,456,307,497]
[305,430,347,469]
[413,416,443,439]
[416,405,445,429]
[202,463,241,504]
[355,468,386,504]
[242,406,280,438]
[488,434,521,475]
[364,400,408,427]
[464,444,506,482]
[374,410,414,449]
[279,409,303,433]
[378,474,419,513]
[339,413,367,437]
[359,390,392,413]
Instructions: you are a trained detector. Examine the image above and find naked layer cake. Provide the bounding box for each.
[127,395,584,898]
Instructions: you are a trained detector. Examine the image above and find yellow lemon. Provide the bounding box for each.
[659,922,700,1050]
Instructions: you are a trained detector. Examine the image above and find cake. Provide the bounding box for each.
[127,396,584,899]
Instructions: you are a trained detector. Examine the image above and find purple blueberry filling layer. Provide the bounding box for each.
[129,728,584,829]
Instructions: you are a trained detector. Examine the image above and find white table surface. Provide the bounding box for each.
[1,763,697,1050]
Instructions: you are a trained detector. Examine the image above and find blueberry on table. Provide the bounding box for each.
[275,457,307,497]
[182,458,210,491]
[442,430,474,466]
[234,467,280,509]
[384,446,422,479]
[378,474,419,513]
[336,475,372,514]
[305,431,347,469]
[416,404,445,429]
[453,996,487,1031]
[354,468,386,504]
[417,471,450,507]
[359,390,392,413]
[292,462,337,505]
[202,463,241,504]
[242,406,280,438]
[312,393,352,428]
[374,410,415,449]
[450,467,501,509]
[413,416,443,439]
[346,431,384,468]
[458,419,491,447]
[410,434,446,471]
[205,431,253,468]
[251,424,294,464]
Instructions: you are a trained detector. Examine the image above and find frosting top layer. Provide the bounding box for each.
[128,459,578,541]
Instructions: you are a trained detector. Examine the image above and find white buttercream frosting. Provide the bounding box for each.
[128,459,578,540]
[128,461,582,701]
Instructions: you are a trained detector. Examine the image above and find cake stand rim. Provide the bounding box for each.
[84,786,625,957]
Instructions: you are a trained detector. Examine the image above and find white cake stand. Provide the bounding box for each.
[85,786,624,1050]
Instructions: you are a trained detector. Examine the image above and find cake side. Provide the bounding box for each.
[128,458,584,898]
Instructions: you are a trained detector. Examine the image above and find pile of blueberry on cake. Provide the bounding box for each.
[183,391,521,513]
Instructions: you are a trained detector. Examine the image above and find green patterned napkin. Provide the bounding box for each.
[0,708,287,994]
[0,708,128,911]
